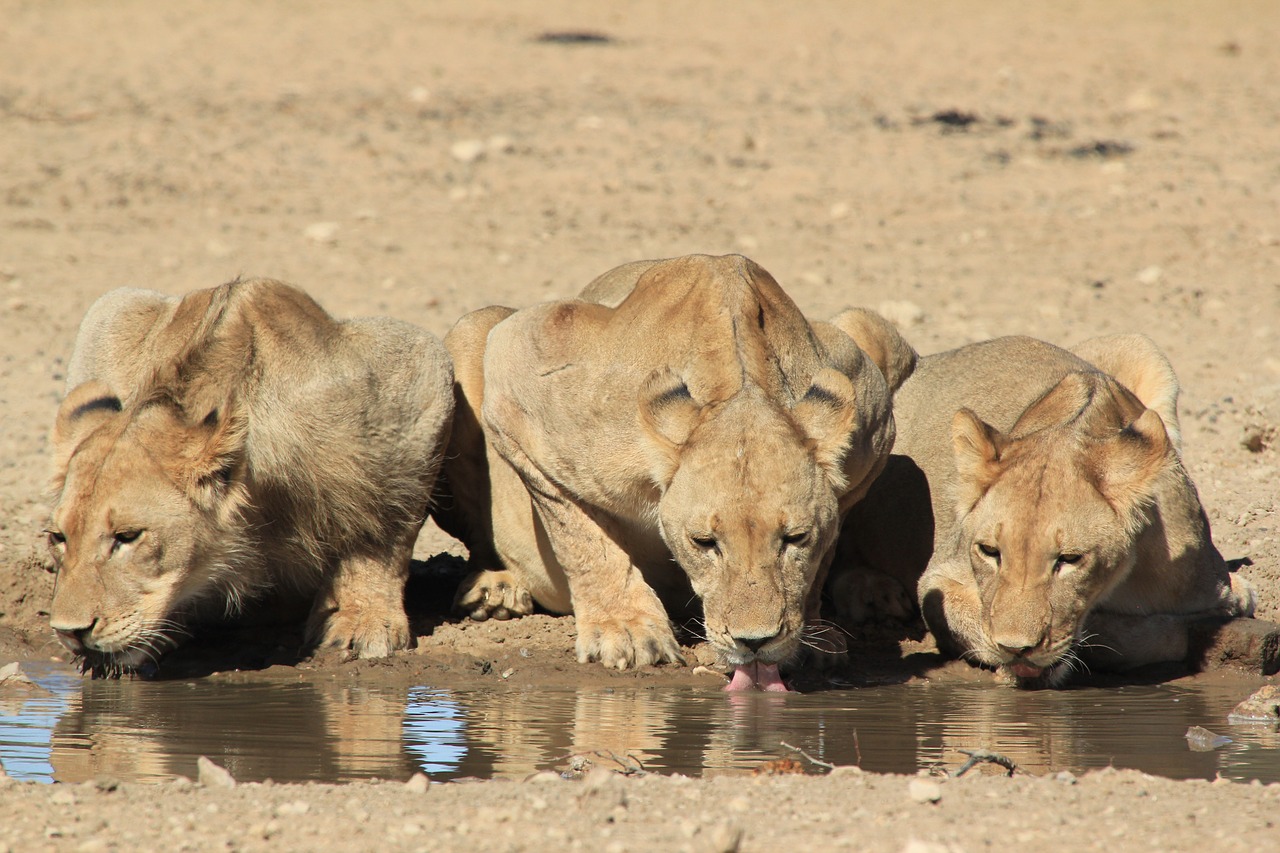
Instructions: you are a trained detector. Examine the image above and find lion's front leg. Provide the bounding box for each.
[307,533,414,658]
[527,484,684,671]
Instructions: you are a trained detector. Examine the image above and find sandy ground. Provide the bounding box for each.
[1,0,1279,849]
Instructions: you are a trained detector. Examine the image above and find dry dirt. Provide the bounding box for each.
[1,0,1279,850]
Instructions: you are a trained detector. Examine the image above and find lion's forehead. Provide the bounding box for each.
[59,447,188,539]
[977,468,1119,555]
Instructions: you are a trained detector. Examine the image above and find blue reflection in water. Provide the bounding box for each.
[0,666,81,783]
[402,687,465,776]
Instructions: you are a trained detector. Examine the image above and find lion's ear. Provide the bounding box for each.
[1071,333,1182,454]
[638,368,702,487]
[829,308,918,394]
[51,382,124,491]
[181,398,248,518]
[1091,407,1171,515]
[792,368,858,490]
[951,408,1005,514]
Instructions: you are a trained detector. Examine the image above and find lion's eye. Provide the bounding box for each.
[45,529,67,548]
[1055,553,1082,569]
[781,530,810,547]
[977,542,1001,561]
[690,534,718,551]
[113,530,142,546]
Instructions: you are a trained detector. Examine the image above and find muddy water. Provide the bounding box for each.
[2,666,1277,785]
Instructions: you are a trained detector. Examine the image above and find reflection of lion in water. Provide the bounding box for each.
[838,334,1254,686]
[433,254,915,688]
[46,279,454,675]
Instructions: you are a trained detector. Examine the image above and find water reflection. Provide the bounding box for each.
[1,668,1277,785]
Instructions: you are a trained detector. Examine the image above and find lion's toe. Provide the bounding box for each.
[455,570,536,622]
[312,608,411,659]
[576,616,685,670]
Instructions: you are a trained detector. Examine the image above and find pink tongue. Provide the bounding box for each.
[1010,662,1044,678]
[724,661,790,692]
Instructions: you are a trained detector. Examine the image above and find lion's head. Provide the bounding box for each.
[946,371,1173,685]
[46,381,250,676]
[639,366,860,673]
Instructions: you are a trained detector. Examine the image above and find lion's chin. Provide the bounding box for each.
[75,646,162,680]
[724,661,790,692]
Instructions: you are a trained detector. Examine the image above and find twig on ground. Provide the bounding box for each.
[780,741,837,771]
[951,748,1018,778]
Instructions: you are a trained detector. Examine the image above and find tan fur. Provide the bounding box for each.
[433,254,915,670]
[47,279,454,675]
[835,334,1253,685]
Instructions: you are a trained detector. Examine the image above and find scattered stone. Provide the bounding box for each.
[534,31,614,45]
[1185,725,1232,752]
[692,665,728,681]
[90,777,120,793]
[1069,139,1134,159]
[1135,265,1163,285]
[0,661,36,688]
[876,299,925,327]
[524,770,562,784]
[487,134,515,154]
[407,86,430,104]
[404,772,431,793]
[449,139,488,164]
[908,778,942,804]
[303,222,340,244]
[1228,685,1280,724]
[197,756,237,789]
[49,787,76,806]
[904,841,961,853]
[930,109,979,130]
[706,821,743,853]
[275,800,310,816]
[1243,427,1275,454]
[1054,771,1078,785]
[751,758,806,776]
[827,765,864,779]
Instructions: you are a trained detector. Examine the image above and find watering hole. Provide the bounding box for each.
[1,665,1277,785]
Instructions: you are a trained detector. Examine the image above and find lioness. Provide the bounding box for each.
[431,254,915,689]
[47,279,454,676]
[837,334,1254,686]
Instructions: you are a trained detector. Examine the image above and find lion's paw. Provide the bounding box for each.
[830,569,916,625]
[455,569,535,621]
[575,613,685,670]
[308,603,411,659]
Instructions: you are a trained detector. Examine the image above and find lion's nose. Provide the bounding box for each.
[995,635,1042,657]
[735,632,779,653]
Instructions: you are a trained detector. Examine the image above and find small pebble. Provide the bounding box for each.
[1185,725,1231,752]
[197,756,236,789]
[1135,265,1163,285]
[450,140,487,163]
[404,772,431,793]
[908,778,942,804]
[303,222,340,244]
[1228,685,1280,723]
